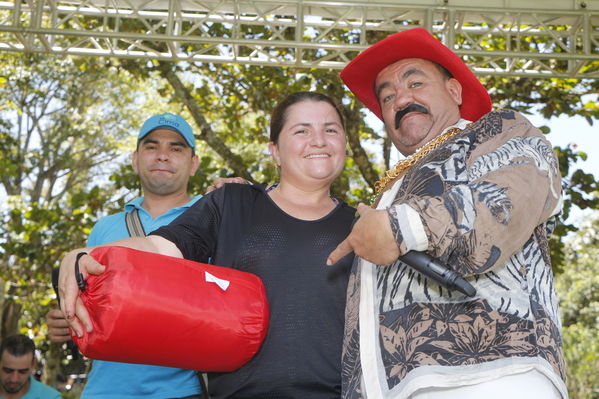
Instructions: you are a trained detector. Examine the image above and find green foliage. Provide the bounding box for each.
[562,324,599,399]
[480,74,599,272]
[0,52,156,385]
[556,214,599,398]
[549,145,599,270]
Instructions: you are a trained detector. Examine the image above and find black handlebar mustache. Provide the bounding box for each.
[395,104,429,129]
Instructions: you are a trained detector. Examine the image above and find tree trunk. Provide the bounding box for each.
[344,101,379,190]
[1,296,22,341]
[41,341,62,387]
[159,64,255,182]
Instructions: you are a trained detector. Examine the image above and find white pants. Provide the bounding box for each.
[410,369,563,399]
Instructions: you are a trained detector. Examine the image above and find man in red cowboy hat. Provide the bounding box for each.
[327,28,567,398]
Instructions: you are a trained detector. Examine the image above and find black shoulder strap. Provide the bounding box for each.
[125,209,146,237]
[197,372,210,399]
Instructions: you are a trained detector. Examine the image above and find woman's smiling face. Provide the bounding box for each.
[269,100,346,187]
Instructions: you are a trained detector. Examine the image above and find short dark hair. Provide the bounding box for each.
[0,334,35,358]
[434,61,454,80]
[269,92,345,143]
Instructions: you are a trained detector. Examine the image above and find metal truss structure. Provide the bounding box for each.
[0,0,598,79]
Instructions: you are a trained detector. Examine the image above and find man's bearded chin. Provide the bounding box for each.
[394,104,429,129]
[3,381,26,394]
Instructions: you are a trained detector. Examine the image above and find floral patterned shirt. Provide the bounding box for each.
[342,110,567,398]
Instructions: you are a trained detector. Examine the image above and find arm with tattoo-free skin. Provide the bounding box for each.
[58,235,181,337]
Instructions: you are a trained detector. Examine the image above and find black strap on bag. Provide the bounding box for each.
[126,208,211,399]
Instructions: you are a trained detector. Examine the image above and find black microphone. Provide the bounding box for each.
[399,251,476,297]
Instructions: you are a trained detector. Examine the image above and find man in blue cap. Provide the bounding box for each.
[46,112,202,399]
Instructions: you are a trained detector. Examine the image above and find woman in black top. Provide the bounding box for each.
[59,92,355,398]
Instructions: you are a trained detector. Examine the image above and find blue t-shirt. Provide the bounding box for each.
[81,196,202,399]
[19,376,61,399]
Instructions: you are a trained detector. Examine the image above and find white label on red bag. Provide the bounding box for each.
[205,271,230,291]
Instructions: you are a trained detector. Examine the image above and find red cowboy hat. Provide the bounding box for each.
[340,27,492,122]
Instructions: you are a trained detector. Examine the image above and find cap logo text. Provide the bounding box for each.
[158,117,179,128]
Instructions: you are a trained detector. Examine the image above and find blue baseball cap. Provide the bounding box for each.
[138,112,196,151]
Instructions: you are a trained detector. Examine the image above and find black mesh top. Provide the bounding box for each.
[152,183,355,399]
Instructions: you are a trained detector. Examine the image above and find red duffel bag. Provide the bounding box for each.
[72,246,269,372]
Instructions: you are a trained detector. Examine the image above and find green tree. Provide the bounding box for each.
[0,52,154,385]
[556,212,599,398]
[485,74,599,270]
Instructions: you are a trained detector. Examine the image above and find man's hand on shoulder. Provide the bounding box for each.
[327,203,400,266]
[206,177,249,193]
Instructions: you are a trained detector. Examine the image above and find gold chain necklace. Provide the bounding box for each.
[373,126,464,196]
